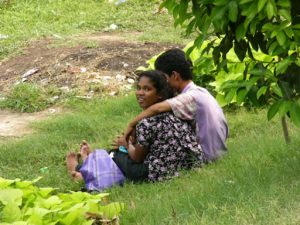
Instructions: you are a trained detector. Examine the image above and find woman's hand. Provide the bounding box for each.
[124,123,135,141]
[111,134,128,150]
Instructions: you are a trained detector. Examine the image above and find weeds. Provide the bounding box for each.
[0,83,53,112]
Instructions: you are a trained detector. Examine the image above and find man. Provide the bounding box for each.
[125,48,228,162]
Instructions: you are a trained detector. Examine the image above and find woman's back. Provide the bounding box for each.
[136,112,204,181]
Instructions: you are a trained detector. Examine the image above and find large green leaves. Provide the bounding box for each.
[0,189,23,206]
[0,177,124,224]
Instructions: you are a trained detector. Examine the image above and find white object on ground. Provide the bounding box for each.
[127,78,135,84]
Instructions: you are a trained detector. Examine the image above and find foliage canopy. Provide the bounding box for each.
[161,0,300,128]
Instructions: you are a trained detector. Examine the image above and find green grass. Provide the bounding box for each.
[0,96,299,224]
[0,83,52,112]
[0,0,190,59]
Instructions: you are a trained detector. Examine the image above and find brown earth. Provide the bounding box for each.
[0,32,181,138]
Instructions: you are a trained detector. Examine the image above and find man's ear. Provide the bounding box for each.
[172,71,181,81]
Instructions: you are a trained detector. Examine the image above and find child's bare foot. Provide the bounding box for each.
[66,152,78,175]
[79,140,91,161]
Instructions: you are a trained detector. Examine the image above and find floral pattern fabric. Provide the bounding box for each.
[135,112,204,182]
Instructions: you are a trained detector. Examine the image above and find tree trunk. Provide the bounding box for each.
[281,116,290,144]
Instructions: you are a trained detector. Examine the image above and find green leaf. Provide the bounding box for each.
[234,40,247,61]
[262,23,274,32]
[26,207,52,225]
[38,187,56,198]
[271,84,283,97]
[276,58,291,74]
[236,89,248,104]
[210,5,228,22]
[290,102,300,127]
[235,23,246,41]
[267,100,283,120]
[278,80,293,99]
[228,1,238,22]
[283,27,294,39]
[216,93,228,106]
[258,0,267,12]
[276,31,286,46]
[172,5,180,20]
[1,202,22,223]
[257,86,267,99]
[60,207,85,225]
[292,24,300,30]
[36,196,62,209]
[225,88,236,103]
[266,2,275,19]
[100,202,125,219]
[278,9,291,21]
[277,0,290,8]
[268,41,278,55]
[212,46,221,65]
[278,100,293,117]
[0,189,23,206]
[249,21,257,36]
[160,0,176,11]
[214,0,229,6]
[0,177,16,188]
[240,0,252,5]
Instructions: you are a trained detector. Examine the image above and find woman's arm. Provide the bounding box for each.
[112,135,148,163]
[127,141,148,163]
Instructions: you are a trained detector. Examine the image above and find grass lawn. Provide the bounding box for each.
[0,0,191,59]
[0,96,299,224]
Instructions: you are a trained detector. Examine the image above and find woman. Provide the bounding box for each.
[66,70,204,190]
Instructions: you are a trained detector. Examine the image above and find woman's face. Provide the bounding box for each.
[136,76,162,110]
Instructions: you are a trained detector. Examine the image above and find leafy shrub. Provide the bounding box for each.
[0,177,124,224]
[0,83,51,113]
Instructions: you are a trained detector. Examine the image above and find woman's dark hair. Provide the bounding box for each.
[137,70,174,100]
[154,48,193,80]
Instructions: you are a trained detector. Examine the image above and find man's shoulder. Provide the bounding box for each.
[186,83,210,95]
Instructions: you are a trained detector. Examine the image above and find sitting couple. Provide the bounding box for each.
[67,48,228,191]
[67,70,204,191]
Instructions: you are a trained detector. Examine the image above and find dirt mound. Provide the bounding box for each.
[0,32,181,137]
[0,33,181,94]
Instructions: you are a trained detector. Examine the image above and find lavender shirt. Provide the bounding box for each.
[167,82,228,161]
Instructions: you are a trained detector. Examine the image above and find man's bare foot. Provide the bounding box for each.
[79,140,91,161]
[66,152,79,175]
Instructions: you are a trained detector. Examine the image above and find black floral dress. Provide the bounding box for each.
[136,112,204,182]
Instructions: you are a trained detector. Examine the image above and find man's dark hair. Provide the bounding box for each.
[154,48,193,80]
[137,70,174,100]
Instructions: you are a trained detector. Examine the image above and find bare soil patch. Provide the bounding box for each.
[0,32,181,137]
[0,107,61,138]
